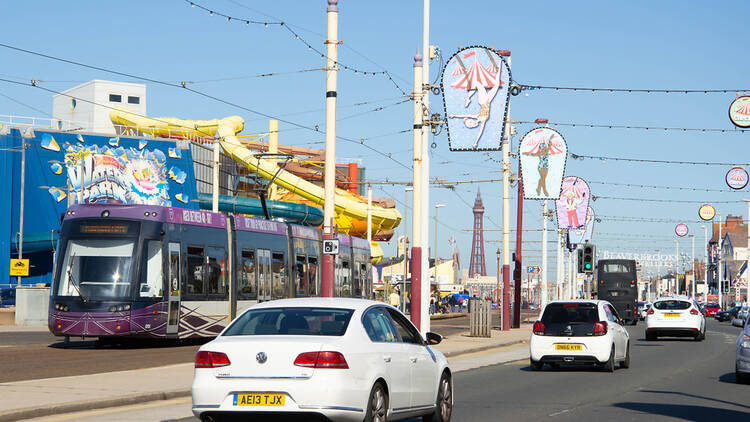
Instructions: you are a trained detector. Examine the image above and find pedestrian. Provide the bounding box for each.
[430,294,436,315]
[449,294,457,313]
[458,295,464,313]
[389,289,400,308]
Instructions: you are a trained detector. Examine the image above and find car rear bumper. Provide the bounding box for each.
[529,334,612,363]
[538,355,603,365]
[646,327,700,337]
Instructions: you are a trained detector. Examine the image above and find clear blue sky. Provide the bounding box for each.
[2,0,750,279]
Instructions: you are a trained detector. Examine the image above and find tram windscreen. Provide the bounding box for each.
[58,239,135,300]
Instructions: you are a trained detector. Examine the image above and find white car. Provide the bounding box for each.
[638,302,652,320]
[191,298,452,422]
[736,316,750,384]
[645,296,705,341]
[529,300,631,372]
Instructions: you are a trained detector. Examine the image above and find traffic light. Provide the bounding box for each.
[583,243,595,274]
[577,249,584,273]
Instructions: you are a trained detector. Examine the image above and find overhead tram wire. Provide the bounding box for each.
[516,84,750,94]
[516,119,748,134]
[0,92,51,117]
[0,43,412,170]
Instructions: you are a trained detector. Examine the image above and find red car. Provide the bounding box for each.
[703,303,721,317]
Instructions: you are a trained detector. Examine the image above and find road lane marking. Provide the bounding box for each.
[27,397,192,422]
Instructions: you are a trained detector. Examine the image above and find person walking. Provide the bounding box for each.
[458,295,464,313]
[430,294,436,315]
[389,289,400,308]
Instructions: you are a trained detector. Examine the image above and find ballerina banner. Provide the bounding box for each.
[555,176,591,230]
[519,127,568,200]
[440,46,511,151]
[569,207,595,245]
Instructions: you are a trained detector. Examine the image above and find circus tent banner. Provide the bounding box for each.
[725,167,749,190]
[519,127,567,200]
[729,96,750,128]
[555,177,591,230]
[440,46,511,151]
[569,207,595,245]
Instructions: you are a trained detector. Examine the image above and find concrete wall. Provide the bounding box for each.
[14,286,49,326]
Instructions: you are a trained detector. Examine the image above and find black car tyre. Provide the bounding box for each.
[423,372,452,422]
[365,382,389,422]
[530,358,543,371]
[620,342,630,369]
[602,346,615,372]
[646,331,657,341]
[736,367,749,385]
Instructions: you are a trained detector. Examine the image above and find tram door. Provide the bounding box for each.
[257,249,272,302]
[166,243,181,337]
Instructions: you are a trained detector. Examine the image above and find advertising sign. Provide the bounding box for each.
[519,127,568,200]
[729,96,750,128]
[698,204,716,221]
[441,46,511,151]
[725,167,749,190]
[569,207,595,245]
[675,223,689,237]
[555,177,591,229]
[9,259,29,277]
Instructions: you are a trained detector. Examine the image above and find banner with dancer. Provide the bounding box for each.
[440,46,511,151]
[569,207,595,245]
[519,127,567,199]
[555,176,591,229]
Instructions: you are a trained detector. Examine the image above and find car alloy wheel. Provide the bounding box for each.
[620,342,630,369]
[437,374,453,421]
[366,382,388,422]
[603,346,615,372]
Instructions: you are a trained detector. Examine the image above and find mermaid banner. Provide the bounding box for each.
[568,207,595,245]
[519,127,567,200]
[440,46,511,151]
[555,177,591,230]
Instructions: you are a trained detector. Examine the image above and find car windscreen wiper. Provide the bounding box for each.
[66,253,89,302]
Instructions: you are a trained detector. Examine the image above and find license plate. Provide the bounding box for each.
[664,313,681,317]
[233,393,285,407]
[555,344,583,351]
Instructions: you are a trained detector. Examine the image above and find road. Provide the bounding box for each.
[24,319,748,421]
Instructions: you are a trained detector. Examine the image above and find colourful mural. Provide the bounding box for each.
[555,177,591,230]
[569,207,595,245]
[40,133,190,206]
[441,46,511,151]
[519,127,567,200]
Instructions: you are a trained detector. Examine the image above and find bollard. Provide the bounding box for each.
[469,298,492,337]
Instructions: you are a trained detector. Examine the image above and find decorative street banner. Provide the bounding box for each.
[725,167,749,190]
[675,223,689,237]
[698,204,716,221]
[441,46,511,151]
[569,207,595,245]
[555,177,590,229]
[729,96,750,128]
[519,127,567,199]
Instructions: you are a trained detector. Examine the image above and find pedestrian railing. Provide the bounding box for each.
[469,298,492,337]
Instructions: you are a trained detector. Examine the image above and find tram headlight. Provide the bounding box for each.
[117,305,125,312]
[109,306,117,312]
[124,304,131,311]
[101,210,110,217]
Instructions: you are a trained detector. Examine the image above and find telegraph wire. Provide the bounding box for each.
[517,84,750,95]
[516,119,748,133]
[587,180,741,193]
[0,92,51,117]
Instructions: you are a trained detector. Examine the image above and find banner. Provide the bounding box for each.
[569,207,595,245]
[729,96,750,128]
[441,46,511,151]
[519,127,567,199]
[555,177,590,229]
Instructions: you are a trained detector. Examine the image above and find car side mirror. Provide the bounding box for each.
[426,332,443,345]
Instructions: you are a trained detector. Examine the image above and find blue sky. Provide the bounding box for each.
[2,0,750,279]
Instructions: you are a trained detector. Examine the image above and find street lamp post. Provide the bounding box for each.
[496,248,502,329]
[433,204,446,289]
[690,234,695,299]
[718,213,723,309]
[404,187,413,312]
[701,225,707,301]
[674,239,679,295]
[744,200,750,304]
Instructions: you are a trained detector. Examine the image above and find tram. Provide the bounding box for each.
[48,204,372,340]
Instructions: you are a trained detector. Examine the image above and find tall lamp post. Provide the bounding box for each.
[433,204,446,287]
[674,239,680,295]
[496,248,502,328]
[701,225,707,301]
[403,187,413,312]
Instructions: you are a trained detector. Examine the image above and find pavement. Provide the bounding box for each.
[0,325,531,422]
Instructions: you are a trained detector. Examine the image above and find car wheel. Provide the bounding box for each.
[602,346,615,372]
[646,331,656,341]
[620,342,630,369]
[530,358,543,371]
[549,363,560,370]
[423,372,452,422]
[736,368,749,385]
[365,382,388,422]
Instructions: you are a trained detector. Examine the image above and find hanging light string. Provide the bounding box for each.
[599,215,707,223]
[591,196,742,204]
[588,180,741,193]
[516,84,750,95]
[516,120,748,133]
[568,153,749,166]
[183,0,407,96]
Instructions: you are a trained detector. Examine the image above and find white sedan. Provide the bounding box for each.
[192,298,452,422]
[645,296,705,341]
[529,300,631,372]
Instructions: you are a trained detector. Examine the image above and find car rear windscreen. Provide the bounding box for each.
[653,300,691,310]
[541,303,600,336]
[223,307,354,336]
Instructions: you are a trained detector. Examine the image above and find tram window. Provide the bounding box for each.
[272,252,287,299]
[186,246,205,295]
[240,250,257,300]
[207,247,227,296]
[308,257,318,296]
[140,240,163,298]
[296,255,308,296]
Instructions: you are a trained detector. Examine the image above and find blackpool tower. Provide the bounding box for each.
[468,188,487,277]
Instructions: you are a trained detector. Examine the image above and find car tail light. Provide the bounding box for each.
[294,351,349,369]
[195,351,231,368]
[532,321,545,335]
[647,308,655,315]
[690,309,699,315]
[593,321,608,336]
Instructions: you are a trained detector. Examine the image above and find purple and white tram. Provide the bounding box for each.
[48,204,372,341]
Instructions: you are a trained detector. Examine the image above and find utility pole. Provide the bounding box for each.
[496,248,502,327]
[513,158,523,328]
[557,229,563,300]
[403,186,412,312]
[701,225,707,301]
[744,200,750,303]
[17,135,26,286]
[674,240,679,295]
[411,51,424,329]
[212,138,220,212]
[690,234,695,298]
[718,213,723,309]
[321,0,340,297]
[420,0,432,334]
[541,201,548,309]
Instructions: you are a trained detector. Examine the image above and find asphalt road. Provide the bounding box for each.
[26,319,748,421]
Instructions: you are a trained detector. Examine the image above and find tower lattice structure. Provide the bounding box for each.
[468,189,487,277]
